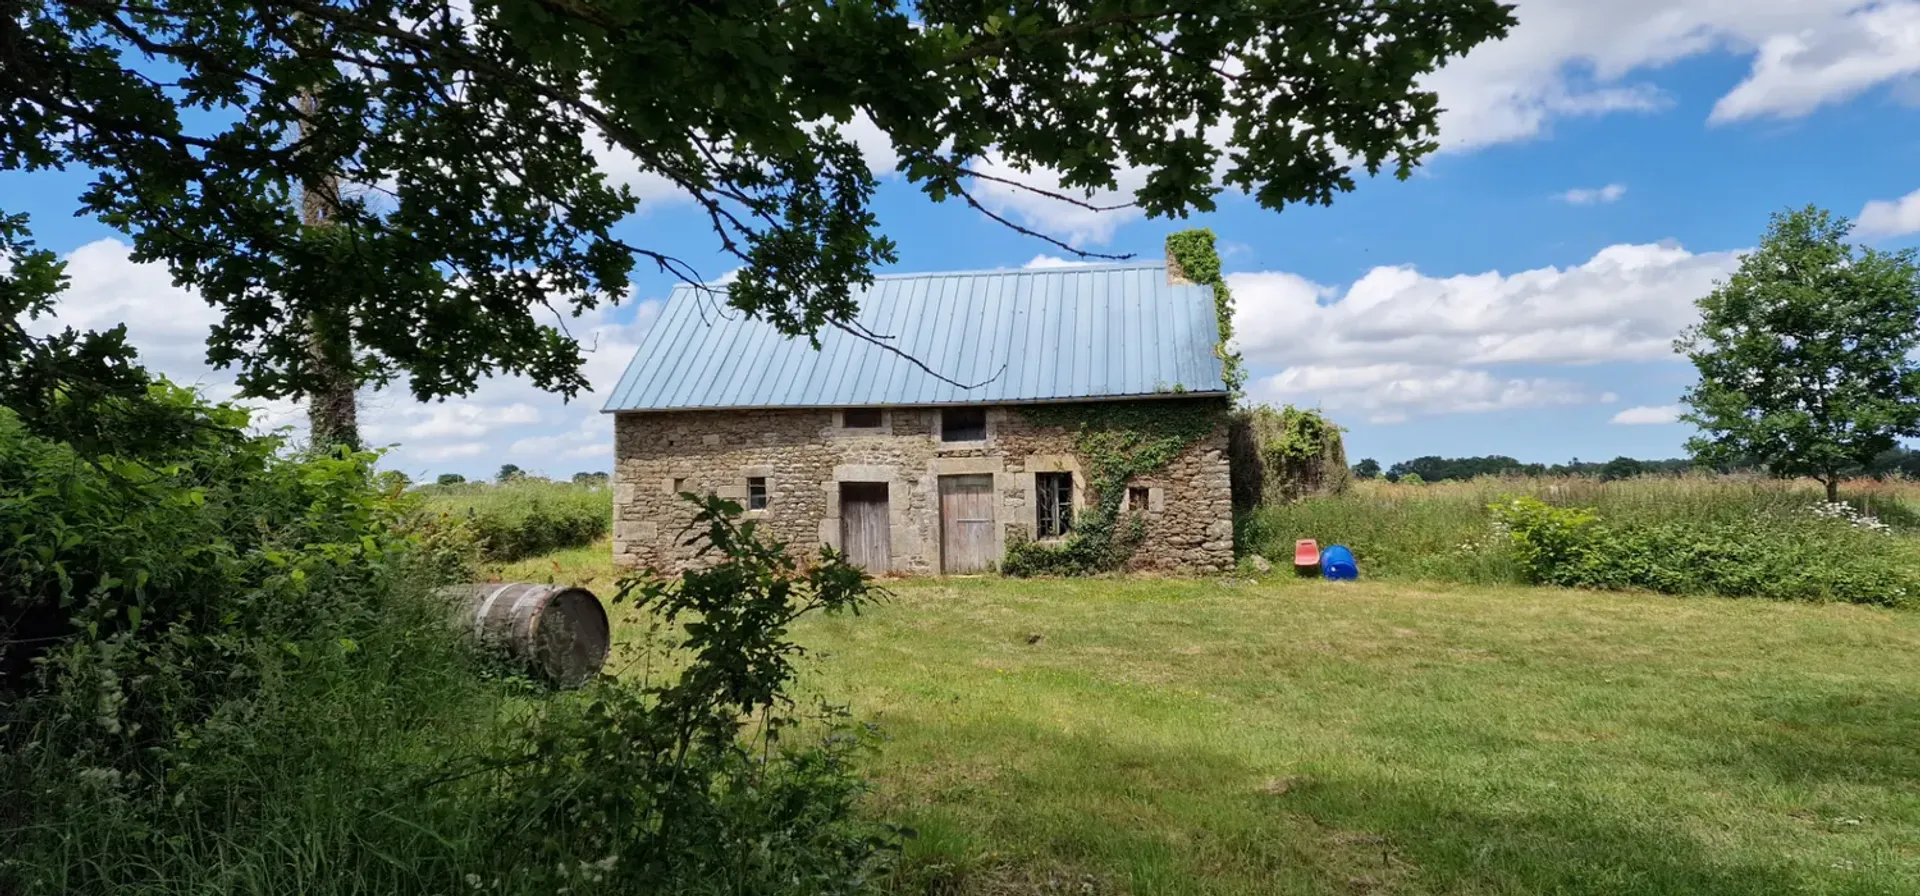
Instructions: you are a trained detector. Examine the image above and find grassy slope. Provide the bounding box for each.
[495,544,1920,895]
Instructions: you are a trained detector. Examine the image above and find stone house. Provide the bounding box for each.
[600,262,1235,575]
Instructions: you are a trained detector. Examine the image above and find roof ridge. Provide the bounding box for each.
[677,261,1173,290]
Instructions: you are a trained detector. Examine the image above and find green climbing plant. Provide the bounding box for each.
[1003,401,1223,576]
[1268,405,1337,462]
[1165,228,1245,395]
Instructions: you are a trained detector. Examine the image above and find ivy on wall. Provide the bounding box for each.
[1003,400,1223,576]
[1227,403,1349,509]
[1164,228,1245,396]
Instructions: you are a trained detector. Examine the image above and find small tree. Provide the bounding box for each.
[1678,206,1920,501]
[435,472,466,487]
[495,463,523,483]
[1352,458,1382,480]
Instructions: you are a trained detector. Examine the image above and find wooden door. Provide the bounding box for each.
[940,474,996,574]
[838,482,891,572]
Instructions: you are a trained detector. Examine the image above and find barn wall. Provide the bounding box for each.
[610,399,1233,575]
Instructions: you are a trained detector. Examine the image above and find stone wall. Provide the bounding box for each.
[611,398,1233,575]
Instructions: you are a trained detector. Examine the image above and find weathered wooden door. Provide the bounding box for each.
[939,474,996,574]
[838,482,891,572]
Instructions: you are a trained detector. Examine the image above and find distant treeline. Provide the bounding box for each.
[1352,448,1920,484]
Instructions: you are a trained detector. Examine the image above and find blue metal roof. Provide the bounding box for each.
[600,263,1228,411]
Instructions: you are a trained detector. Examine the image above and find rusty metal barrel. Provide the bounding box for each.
[439,583,610,687]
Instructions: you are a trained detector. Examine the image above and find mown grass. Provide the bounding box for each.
[794,576,1920,896]
[508,542,1920,895]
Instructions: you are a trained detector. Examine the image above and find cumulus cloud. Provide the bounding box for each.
[1556,183,1627,205]
[1610,405,1683,425]
[1858,186,1920,237]
[1427,0,1920,149]
[1229,240,1744,423]
[38,239,660,478]
[1250,364,1592,424]
[1231,241,1740,372]
[1709,2,1920,123]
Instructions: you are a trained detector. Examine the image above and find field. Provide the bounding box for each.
[1242,476,1920,605]
[497,545,1920,896]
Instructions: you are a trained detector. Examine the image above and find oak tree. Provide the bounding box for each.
[4,0,1515,438]
[1677,206,1920,502]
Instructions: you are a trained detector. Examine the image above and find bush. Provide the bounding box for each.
[1493,496,1920,606]
[0,389,894,895]
[418,478,612,561]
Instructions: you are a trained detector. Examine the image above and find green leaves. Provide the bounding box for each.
[1678,206,1920,497]
[9,0,1512,407]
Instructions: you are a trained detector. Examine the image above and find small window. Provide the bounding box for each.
[942,407,987,442]
[747,477,768,511]
[1036,472,1073,537]
[1127,486,1150,513]
[842,407,884,428]
[672,477,687,494]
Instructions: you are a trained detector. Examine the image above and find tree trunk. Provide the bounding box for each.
[297,91,360,453]
[1825,475,1839,503]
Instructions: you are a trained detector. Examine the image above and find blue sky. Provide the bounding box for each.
[16,0,1920,479]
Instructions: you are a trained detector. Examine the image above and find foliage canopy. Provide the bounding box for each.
[1677,206,1920,500]
[8,0,1513,406]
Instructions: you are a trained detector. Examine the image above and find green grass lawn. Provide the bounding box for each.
[496,546,1920,895]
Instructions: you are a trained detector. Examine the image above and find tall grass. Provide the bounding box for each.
[1243,474,1920,600]
[417,478,613,561]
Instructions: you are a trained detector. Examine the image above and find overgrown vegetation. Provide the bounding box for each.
[1002,400,1222,576]
[1229,403,1348,507]
[1243,475,1920,606]
[1164,228,1243,394]
[0,376,892,893]
[416,477,612,561]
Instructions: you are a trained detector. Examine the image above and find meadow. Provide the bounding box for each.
[415,477,613,560]
[499,546,1920,896]
[1242,475,1920,606]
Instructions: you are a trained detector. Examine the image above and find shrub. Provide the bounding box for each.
[418,478,612,561]
[1,390,894,895]
[1491,496,1920,607]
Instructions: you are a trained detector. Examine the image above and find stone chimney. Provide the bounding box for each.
[1165,241,1193,285]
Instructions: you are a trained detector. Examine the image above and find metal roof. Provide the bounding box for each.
[600,263,1228,412]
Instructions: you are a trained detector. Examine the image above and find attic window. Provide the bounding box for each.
[747,477,768,511]
[842,407,883,428]
[1127,486,1150,513]
[1036,472,1073,537]
[942,407,987,442]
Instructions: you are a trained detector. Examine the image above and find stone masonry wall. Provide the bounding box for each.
[611,398,1233,575]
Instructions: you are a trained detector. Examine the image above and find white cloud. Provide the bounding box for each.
[1021,254,1101,269]
[592,111,899,206]
[1230,241,1742,373]
[1250,363,1592,424]
[1610,405,1683,425]
[1426,0,1920,149]
[1229,240,1746,423]
[1858,186,1920,237]
[1709,3,1920,123]
[1556,183,1627,205]
[37,239,661,479]
[968,154,1149,247]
